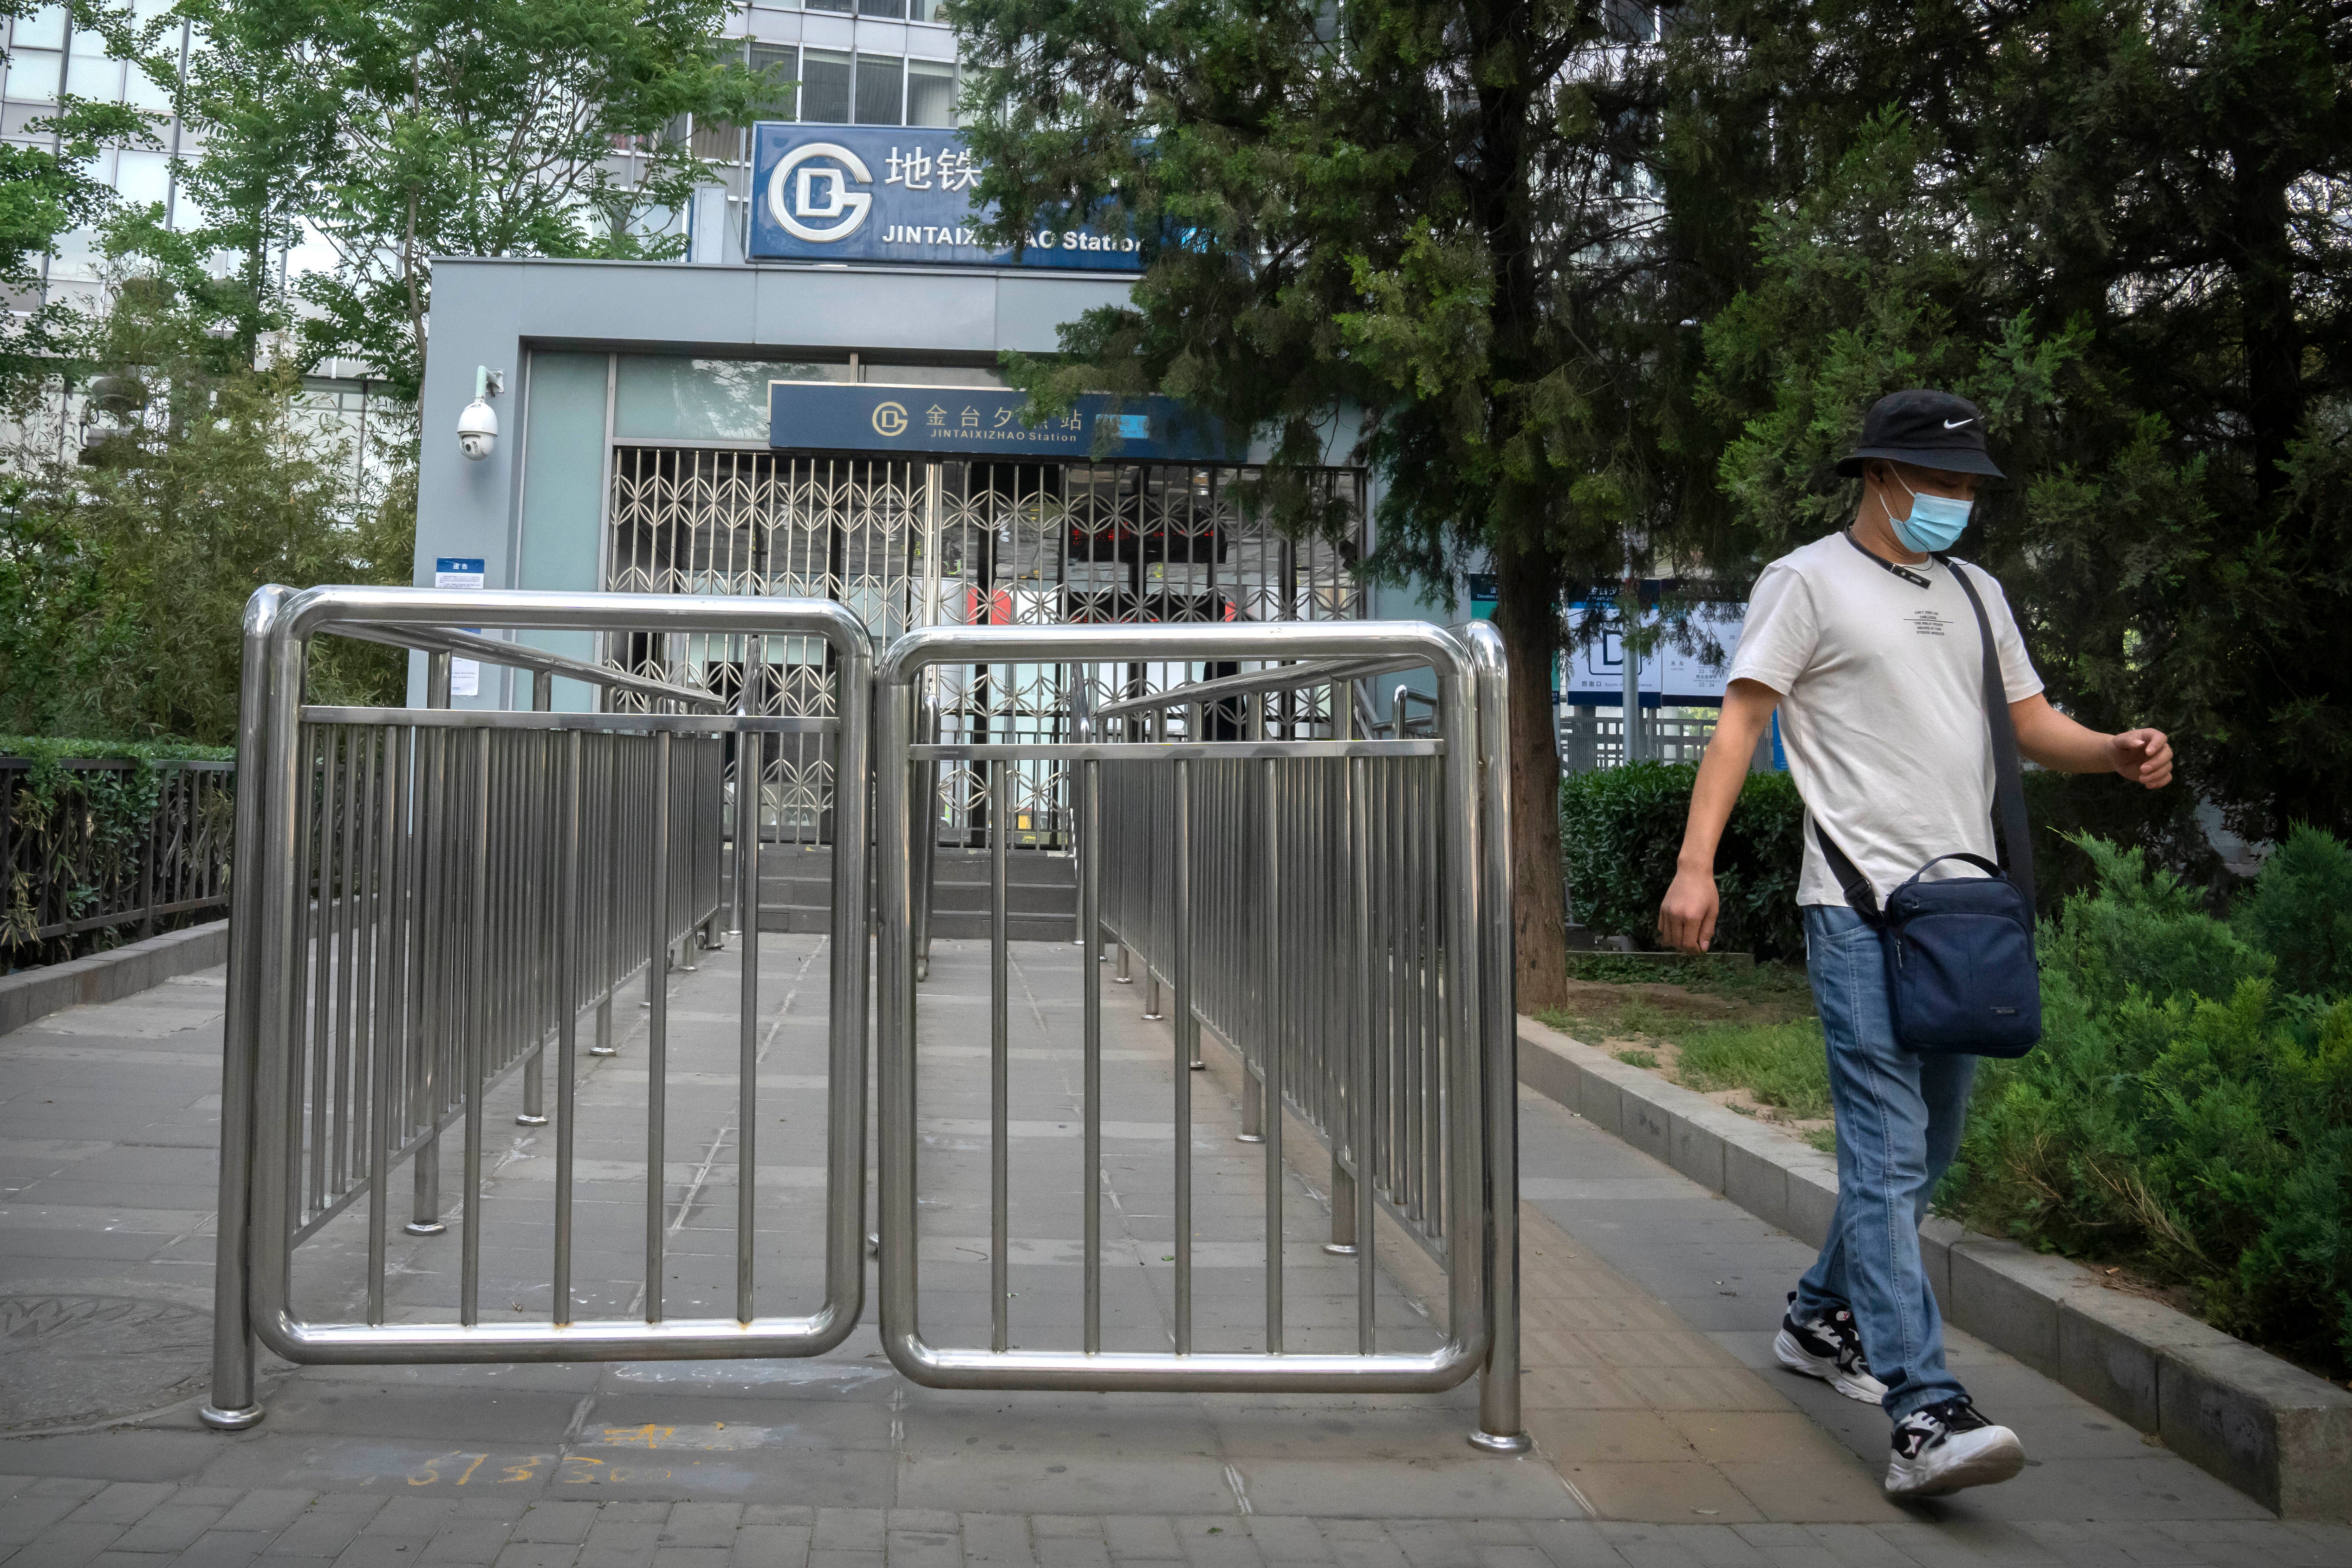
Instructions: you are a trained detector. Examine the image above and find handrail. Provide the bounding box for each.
[1088,653,1434,724]
[328,621,725,711]
[1393,686,1438,739]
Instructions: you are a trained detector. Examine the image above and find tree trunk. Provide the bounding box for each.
[2234,154,2302,511]
[1494,546,1570,1013]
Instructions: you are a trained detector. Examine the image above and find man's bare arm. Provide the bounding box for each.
[2010,694,2172,787]
[1658,679,1781,953]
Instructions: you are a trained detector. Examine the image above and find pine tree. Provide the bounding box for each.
[1670,0,2352,846]
[949,0,1706,1004]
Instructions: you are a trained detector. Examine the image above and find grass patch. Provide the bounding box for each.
[1564,952,1815,1009]
[1671,1018,1833,1122]
[1613,1048,1658,1069]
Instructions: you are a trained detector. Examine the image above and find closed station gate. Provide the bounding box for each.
[204,578,1525,1450]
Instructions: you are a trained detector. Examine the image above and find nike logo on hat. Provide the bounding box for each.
[1943,417,1977,429]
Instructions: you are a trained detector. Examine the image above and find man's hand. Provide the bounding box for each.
[2111,728,2173,789]
[1659,866,1720,953]
[2013,696,2177,787]
[1656,680,1779,955]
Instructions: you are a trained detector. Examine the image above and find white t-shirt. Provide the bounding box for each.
[1726,531,2043,907]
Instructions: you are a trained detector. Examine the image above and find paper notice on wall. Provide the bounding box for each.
[433,557,485,698]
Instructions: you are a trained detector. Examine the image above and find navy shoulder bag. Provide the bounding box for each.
[1813,561,2043,1058]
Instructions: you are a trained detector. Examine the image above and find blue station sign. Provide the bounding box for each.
[747,125,1143,270]
[770,382,1244,463]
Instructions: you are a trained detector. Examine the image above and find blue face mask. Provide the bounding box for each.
[1887,470,1973,554]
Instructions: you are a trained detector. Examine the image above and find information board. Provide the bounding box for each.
[432,557,485,698]
[1559,601,1746,708]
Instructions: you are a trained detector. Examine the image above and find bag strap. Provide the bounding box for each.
[1942,559,2036,911]
[1894,851,2007,889]
[1813,820,1884,926]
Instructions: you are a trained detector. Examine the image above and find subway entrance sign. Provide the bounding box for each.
[748,125,1142,270]
[769,382,1245,463]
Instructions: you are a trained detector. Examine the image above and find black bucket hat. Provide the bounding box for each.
[1837,389,2005,479]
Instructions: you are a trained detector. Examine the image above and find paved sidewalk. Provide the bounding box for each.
[2,943,2346,1566]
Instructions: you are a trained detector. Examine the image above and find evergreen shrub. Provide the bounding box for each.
[1947,832,2352,1379]
[1559,762,1805,960]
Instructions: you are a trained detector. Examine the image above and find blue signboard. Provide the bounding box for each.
[769,382,1243,462]
[747,125,1142,270]
[1557,598,1746,708]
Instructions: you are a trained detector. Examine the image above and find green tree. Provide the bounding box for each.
[950,0,1701,1005]
[173,0,772,397]
[0,1,158,403]
[1671,0,2352,848]
[0,212,401,742]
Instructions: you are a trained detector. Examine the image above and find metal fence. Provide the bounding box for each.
[1554,703,1720,771]
[207,586,872,1432]
[213,588,1524,1456]
[1,756,234,964]
[874,620,1526,1450]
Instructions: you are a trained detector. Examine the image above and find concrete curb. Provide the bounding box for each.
[1515,1014,2352,1519]
[0,919,229,1037]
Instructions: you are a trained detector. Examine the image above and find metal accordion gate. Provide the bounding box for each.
[601,450,1368,849]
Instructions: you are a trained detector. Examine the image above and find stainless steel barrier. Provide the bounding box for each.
[204,587,872,1430]
[874,622,1527,1451]
[209,591,1523,1455]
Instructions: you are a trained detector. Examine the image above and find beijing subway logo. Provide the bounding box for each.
[871,401,909,437]
[768,143,873,243]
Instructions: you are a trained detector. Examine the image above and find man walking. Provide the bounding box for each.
[1657,389,2174,1497]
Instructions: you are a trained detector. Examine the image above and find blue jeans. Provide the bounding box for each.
[1794,903,1976,1420]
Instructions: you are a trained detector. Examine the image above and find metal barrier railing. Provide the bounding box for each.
[209,591,1523,1456]
[204,586,872,1430]
[874,621,1526,1452]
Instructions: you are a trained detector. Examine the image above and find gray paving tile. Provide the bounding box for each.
[664,1506,744,1549]
[730,1524,811,1568]
[514,1504,603,1545]
[494,1544,583,1568]
[112,1503,229,1552]
[217,1491,316,1534]
[179,1532,278,1568]
[65,1482,180,1526]
[8,1520,130,1567]
[960,1515,1036,1566]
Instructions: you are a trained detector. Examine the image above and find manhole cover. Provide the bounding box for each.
[0,1296,212,1432]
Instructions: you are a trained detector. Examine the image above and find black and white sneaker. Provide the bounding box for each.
[1773,1292,1888,1404]
[1885,1397,2025,1497]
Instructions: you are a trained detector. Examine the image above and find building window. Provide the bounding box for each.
[11,3,65,48]
[800,49,851,123]
[4,47,60,101]
[858,0,906,15]
[804,0,852,12]
[65,24,121,100]
[748,42,797,122]
[853,55,901,125]
[906,60,956,128]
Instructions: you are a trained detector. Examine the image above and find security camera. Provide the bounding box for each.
[458,365,501,461]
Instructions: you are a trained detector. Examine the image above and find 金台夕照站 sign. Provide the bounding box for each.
[748,125,1143,271]
[770,383,1244,463]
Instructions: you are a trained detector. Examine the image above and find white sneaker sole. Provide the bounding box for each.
[1773,1325,1888,1404]
[1885,1424,2027,1498]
